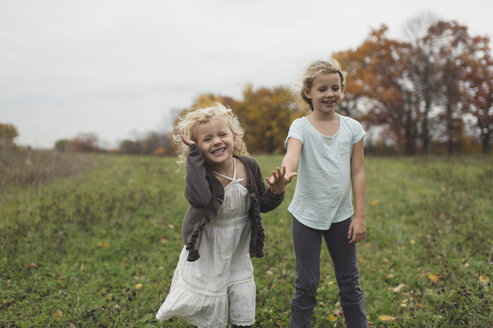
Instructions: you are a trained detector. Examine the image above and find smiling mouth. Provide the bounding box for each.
[323,99,335,105]
[211,147,227,155]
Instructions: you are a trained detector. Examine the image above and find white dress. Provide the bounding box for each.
[156,159,255,328]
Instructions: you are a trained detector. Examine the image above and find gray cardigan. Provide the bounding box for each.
[181,143,284,262]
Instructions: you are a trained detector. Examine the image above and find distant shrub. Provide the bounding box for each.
[0,145,94,186]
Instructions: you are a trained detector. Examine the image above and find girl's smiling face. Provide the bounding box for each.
[304,72,342,114]
[195,117,236,168]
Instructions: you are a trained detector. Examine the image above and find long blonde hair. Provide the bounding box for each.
[174,103,249,165]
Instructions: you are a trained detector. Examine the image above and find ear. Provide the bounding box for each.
[303,89,311,100]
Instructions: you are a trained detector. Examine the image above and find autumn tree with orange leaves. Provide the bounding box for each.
[335,26,414,155]
[335,19,492,155]
[235,85,301,154]
[171,87,300,154]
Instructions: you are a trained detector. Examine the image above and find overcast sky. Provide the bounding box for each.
[1,0,492,149]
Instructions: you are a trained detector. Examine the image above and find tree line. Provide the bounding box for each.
[173,19,491,156]
[334,19,491,155]
[54,132,173,156]
[3,17,491,156]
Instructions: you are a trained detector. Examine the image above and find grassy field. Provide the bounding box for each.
[0,152,492,327]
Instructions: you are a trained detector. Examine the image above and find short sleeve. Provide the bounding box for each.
[351,119,366,144]
[285,118,304,149]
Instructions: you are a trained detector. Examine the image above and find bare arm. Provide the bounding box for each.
[266,138,301,192]
[282,138,302,177]
[348,138,366,243]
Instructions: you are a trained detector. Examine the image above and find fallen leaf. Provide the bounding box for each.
[393,283,405,293]
[370,200,380,206]
[2,299,8,304]
[427,274,444,283]
[328,314,338,322]
[385,274,395,280]
[378,314,396,322]
[97,242,110,247]
[410,239,415,245]
[52,309,63,320]
[428,274,438,282]
[135,283,143,289]
[479,275,489,284]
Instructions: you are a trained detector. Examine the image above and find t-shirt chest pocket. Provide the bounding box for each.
[338,138,352,156]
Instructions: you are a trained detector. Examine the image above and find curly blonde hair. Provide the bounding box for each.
[174,103,249,165]
[300,58,346,111]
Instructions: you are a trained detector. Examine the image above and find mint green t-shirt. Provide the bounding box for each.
[284,114,366,230]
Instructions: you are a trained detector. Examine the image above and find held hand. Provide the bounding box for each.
[179,130,195,146]
[265,166,297,194]
[348,218,366,244]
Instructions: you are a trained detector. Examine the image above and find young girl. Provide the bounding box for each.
[280,58,368,328]
[156,103,289,328]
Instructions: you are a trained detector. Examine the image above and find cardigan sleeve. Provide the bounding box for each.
[184,144,213,208]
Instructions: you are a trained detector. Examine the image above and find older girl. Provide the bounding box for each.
[280,58,368,328]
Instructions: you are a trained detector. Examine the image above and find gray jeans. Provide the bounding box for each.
[290,217,367,328]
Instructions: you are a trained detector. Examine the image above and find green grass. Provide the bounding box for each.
[1,154,492,327]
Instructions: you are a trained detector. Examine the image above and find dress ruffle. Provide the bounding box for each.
[157,247,256,328]
[156,264,229,328]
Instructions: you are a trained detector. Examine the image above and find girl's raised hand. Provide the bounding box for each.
[265,166,297,194]
[179,130,195,146]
